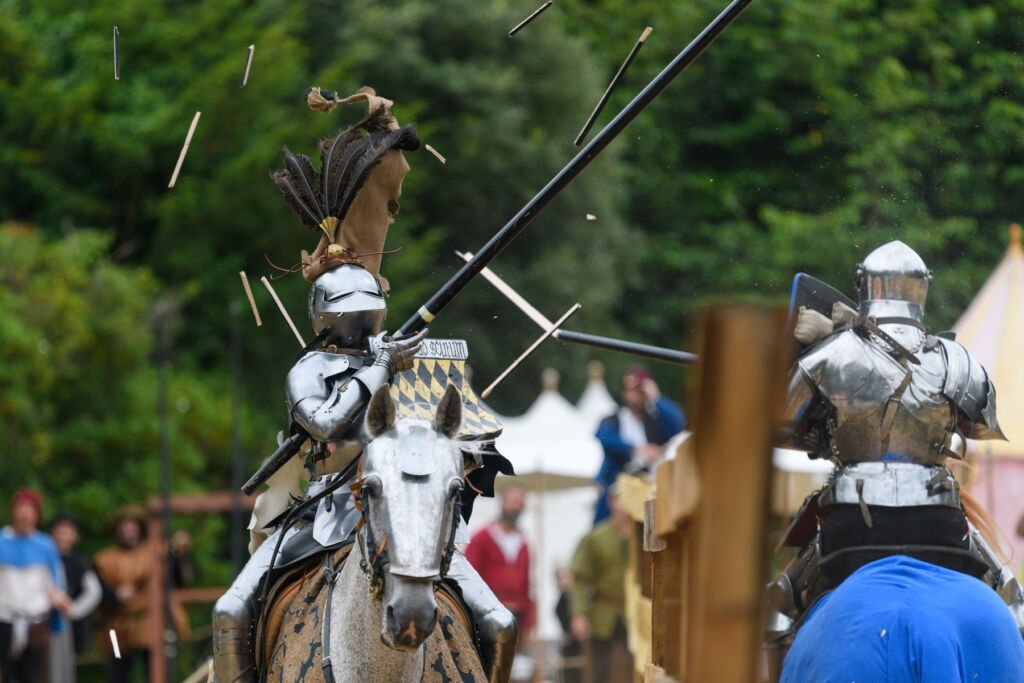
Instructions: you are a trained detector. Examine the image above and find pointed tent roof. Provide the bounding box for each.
[495,369,604,481]
[952,224,1024,457]
[576,361,618,432]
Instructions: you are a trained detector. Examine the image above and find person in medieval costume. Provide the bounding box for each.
[765,240,1024,680]
[213,88,517,683]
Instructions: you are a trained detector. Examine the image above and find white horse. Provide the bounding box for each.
[263,384,485,683]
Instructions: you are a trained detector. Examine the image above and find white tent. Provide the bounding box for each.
[576,361,618,432]
[467,369,603,643]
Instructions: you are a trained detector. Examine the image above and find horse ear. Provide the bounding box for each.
[433,384,462,440]
[366,384,396,438]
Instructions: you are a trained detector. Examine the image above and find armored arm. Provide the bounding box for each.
[288,330,427,442]
[937,338,1005,441]
[780,366,830,454]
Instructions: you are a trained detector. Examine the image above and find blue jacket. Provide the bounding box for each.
[593,396,685,524]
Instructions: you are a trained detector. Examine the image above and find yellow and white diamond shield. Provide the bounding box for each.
[389,347,502,441]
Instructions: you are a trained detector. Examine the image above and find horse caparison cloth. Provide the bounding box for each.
[263,546,484,682]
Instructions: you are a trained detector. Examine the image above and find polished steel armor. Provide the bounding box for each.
[767,241,1019,681]
[783,241,1002,464]
[214,265,512,682]
[213,267,425,682]
[856,239,931,319]
[308,264,388,347]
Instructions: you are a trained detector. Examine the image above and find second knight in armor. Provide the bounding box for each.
[765,240,1022,679]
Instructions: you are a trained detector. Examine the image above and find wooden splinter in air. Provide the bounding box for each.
[574,27,653,146]
[481,302,580,398]
[260,276,306,347]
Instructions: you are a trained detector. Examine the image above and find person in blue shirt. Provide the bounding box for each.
[593,366,685,525]
[0,489,70,683]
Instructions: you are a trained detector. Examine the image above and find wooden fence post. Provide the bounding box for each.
[681,305,788,682]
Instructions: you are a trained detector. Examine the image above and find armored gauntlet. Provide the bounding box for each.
[371,329,428,374]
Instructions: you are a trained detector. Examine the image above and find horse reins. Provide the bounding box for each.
[351,457,466,597]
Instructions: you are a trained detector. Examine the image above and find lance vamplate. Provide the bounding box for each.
[396,0,754,338]
[243,0,752,495]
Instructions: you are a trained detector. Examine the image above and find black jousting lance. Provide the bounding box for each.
[554,330,698,366]
[396,0,754,338]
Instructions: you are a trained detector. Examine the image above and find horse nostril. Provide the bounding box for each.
[386,604,400,636]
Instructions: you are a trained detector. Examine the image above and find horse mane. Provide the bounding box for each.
[961,487,1013,564]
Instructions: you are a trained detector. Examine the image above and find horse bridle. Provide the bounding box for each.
[353,463,464,600]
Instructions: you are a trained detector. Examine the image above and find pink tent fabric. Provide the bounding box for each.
[953,224,1024,574]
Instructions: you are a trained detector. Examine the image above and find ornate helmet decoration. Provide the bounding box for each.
[271,86,420,288]
[271,86,420,347]
[855,240,932,322]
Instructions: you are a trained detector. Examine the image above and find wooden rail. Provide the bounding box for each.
[146,491,257,683]
[622,305,788,682]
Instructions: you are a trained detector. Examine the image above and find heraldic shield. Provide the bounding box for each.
[389,338,503,442]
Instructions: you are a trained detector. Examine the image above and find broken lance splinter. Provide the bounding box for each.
[554,330,697,365]
[396,0,754,338]
[575,26,652,146]
[456,250,697,365]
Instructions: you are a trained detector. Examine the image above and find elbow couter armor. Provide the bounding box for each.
[285,351,390,443]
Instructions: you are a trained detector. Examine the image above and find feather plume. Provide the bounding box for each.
[330,125,421,220]
[318,127,363,214]
[271,170,322,230]
[272,105,420,230]
[282,146,323,224]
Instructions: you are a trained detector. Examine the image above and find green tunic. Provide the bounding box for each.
[569,519,629,640]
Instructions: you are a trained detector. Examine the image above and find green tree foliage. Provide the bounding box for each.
[0,0,633,414]
[0,224,273,577]
[562,0,1024,352]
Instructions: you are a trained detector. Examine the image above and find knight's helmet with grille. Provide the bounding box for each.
[855,240,932,323]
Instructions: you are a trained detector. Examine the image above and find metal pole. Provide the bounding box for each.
[554,330,697,366]
[156,315,177,681]
[230,301,244,573]
[397,0,754,336]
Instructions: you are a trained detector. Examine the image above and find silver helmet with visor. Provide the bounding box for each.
[308,264,387,348]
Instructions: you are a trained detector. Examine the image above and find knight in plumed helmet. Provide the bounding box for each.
[212,88,517,683]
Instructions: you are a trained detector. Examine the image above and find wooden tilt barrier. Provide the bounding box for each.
[620,304,789,682]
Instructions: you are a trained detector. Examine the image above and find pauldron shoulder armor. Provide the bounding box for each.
[935,337,1003,439]
[798,330,907,405]
[284,351,352,410]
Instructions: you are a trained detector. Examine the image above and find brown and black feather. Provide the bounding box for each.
[272,105,419,231]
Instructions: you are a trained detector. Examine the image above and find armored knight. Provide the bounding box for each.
[213,89,517,683]
[765,241,1024,679]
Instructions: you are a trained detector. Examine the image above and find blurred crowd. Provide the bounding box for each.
[466,365,685,683]
[0,490,191,683]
